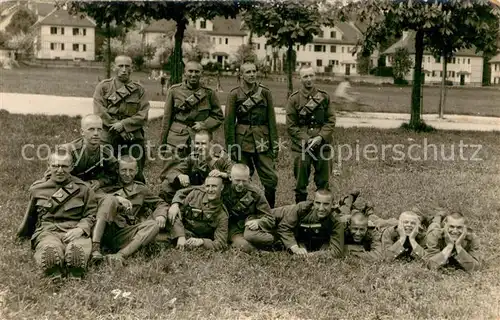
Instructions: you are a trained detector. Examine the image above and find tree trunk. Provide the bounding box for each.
[438,52,448,119]
[286,41,293,98]
[248,31,253,45]
[170,19,187,85]
[105,22,111,78]
[410,29,424,128]
[272,49,277,73]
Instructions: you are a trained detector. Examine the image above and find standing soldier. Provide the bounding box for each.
[93,55,150,183]
[286,66,336,203]
[225,62,279,208]
[160,60,224,164]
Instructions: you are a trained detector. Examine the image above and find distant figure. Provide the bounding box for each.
[160,74,168,95]
[334,77,357,103]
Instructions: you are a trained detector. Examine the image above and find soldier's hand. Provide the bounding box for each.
[155,216,166,229]
[290,245,308,256]
[176,236,186,250]
[396,221,407,240]
[409,222,420,240]
[89,180,101,191]
[186,238,204,247]
[192,122,206,131]
[111,121,124,132]
[209,169,227,179]
[63,228,84,243]
[168,203,180,224]
[116,196,133,212]
[245,219,260,231]
[307,136,323,149]
[455,229,467,248]
[444,227,454,246]
[178,174,190,187]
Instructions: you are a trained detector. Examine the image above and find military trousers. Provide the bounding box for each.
[33,223,91,272]
[238,151,278,207]
[102,129,146,183]
[292,145,331,203]
[228,222,276,252]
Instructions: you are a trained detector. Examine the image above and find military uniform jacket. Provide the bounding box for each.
[171,186,229,250]
[161,150,233,186]
[381,226,426,261]
[225,83,279,156]
[424,227,480,271]
[161,82,224,147]
[53,138,119,188]
[285,87,336,152]
[274,201,344,256]
[222,183,275,232]
[343,228,383,261]
[93,77,150,140]
[98,181,169,228]
[17,176,97,245]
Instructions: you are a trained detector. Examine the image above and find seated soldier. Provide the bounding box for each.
[424,211,480,271]
[343,211,383,261]
[90,156,168,265]
[167,176,228,251]
[159,130,232,203]
[381,210,427,261]
[17,149,97,280]
[274,190,344,256]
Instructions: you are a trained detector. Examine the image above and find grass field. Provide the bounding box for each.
[1,67,500,117]
[0,110,499,319]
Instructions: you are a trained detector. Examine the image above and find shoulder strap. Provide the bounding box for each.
[107,82,140,106]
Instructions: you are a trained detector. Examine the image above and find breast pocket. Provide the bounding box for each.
[123,97,140,116]
[64,199,85,213]
[194,103,210,122]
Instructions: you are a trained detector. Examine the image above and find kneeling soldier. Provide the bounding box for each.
[424,211,480,271]
[17,149,97,280]
[160,130,232,203]
[168,176,228,251]
[274,190,344,256]
[90,156,168,265]
[343,211,383,261]
[381,210,426,261]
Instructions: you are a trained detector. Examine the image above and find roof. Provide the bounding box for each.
[206,16,246,37]
[35,8,95,28]
[490,53,500,63]
[212,51,229,56]
[314,22,360,45]
[383,31,483,57]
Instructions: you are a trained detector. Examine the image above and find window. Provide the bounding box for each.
[436,56,441,63]
[200,20,206,29]
[432,71,435,77]
[463,58,465,64]
[468,58,470,64]
[219,38,222,44]
[440,71,442,77]
[61,43,64,51]
[452,57,456,64]
[314,45,323,52]
[316,59,323,67]
[308,45,311,51]
[83,44,87,52]
[73,28,79,36]
[318,30,324,38]
[73,44,79,51]
[257,43,260,50]
[452,71,455,77]
[83,28,86,36]
[297,45,300,51]
[61,27,64,35]
[225,38,228,44]
[342,46,344,53]
[50,27,57,34]
[50,43,55,50]
[330,45,336,53]
[329,60,339,66]
[330,31,336,38]
[427,57,430,63]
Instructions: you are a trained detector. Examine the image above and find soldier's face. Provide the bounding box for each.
[313,193,333,219]
[81,119,103,146]
[119,161,137,185]
[185,63,202,86]
[399,212,420,235]
[194,134,211,156]
[349,216,368,243]
[241,64,257,84]
[115,56,132,82]
[49,154,73,183]
[300,68,315,89]
[205,177,223,201]
[445,217,466,241]
[230,169,249,193]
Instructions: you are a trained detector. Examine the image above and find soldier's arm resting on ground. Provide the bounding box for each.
[121,87,150,133]
[265,89,279,158]
[328,217,345,257]
[16,194,38,239]
[203,90,224,131]
[255,190,275,231]
[409,237,426,260]
[276,204,300,250]
[93,81,116,127]
[77,187,98,236]
[202,207,229,251]
[424,229,454,270]
[455,234,481,271]
[382,227,406,260]
[161,88,174,145]
[224,91,237,151]
[318,94,336,142]
[285,96,310,143]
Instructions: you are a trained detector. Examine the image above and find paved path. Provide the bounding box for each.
[1,93,499,131]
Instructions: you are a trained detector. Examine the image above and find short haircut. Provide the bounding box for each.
[195,130,213,141]
[115,55,132,64]
[444,212,466,224]
[49,147,73,165]
[81,114,102,128]
[185,60,202,69]
[240,62,256,72]
[118,155,138,166]
[350,210,369,223]
[231,163,251,176]
[299,65,314,75]
[315,189,333,198]
[205,175,223,185]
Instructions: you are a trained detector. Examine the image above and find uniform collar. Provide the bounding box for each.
[184,81,201,91]
[300,86,317,98]
[202,193,222,206]
[241,82,258,95]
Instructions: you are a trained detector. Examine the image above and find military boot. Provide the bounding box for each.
[40,246,62,281]
[65,243,87,279]
[90,242,104,265]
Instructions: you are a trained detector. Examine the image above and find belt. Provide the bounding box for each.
[173,119,195,127]
[237,119,268,126]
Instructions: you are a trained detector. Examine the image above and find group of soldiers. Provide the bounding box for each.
[16,55,480,281]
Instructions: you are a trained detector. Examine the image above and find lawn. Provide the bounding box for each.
[1,66,500,117]
[0,110,499,319]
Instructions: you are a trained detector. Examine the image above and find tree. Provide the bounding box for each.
[6,7,37,35]
[243,0,328,97]
[340,0,500,130]
[356,52,371,75]
[6,32,35,59]
[232,43,258,69]
[136,1,244,85]
[392,47,412,81]
[0,31,11,47]
[183,27,213,62]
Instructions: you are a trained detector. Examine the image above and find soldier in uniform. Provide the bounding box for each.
[342,211,383,261]
[286,66,336,203]
[17,149,97,280]
[225,62,279,207]
[159,130,233,203]
[273,190,344,256]
[160,60,224,165]
[381,210,427,261]
[167,176,228,251]
[54,114,119,191]
[90,156,169,266]
[93,55,150,183]
[424,211,480,271]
